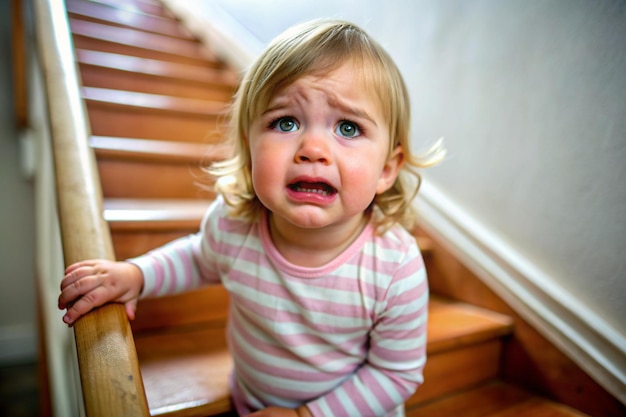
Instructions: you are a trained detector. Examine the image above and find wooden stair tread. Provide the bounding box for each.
[487,398,590,417]
[427,297,514,353]
[134,326,233,417]
[69,17,219,66]
[407,381,590,417]
[91,0,175,19]
[82,86,227,116]
[76,49,239,89]
[91,136,230,163]
[104,198,210,230]
[66,0,193,39]
[134,297,514,416]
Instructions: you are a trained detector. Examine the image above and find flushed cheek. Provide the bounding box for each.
[340,162,383,207]
[250,145,289,202]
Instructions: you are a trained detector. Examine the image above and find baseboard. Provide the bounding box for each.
[0,323,37,365]
[416,181,626,405]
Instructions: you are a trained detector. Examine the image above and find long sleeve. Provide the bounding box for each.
[304,257,428,417]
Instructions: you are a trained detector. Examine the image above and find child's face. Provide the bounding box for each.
[248,63,403,233]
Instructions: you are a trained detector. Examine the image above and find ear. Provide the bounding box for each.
[376,145,404,194]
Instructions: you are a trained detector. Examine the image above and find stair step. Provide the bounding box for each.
[134,326,234,417]
[407,381,589,417]
[66,0,194,39]
[427,297,514,351]
[69,18,221,67]
[92,136,230,162]
[76,49,238,101]
[406,298,514,406]
[93,136,229,199]
[104,198,210,228]
[132,297,514,417]
[90,0,175,20]
[104,198,211,260]
[82,87,227,141]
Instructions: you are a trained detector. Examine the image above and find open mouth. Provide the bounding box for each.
[288,181,337,197]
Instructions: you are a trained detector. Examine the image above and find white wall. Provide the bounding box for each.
[166,0,626,399]
[403,0,626,334]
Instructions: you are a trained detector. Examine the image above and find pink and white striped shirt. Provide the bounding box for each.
[132,197,428,416]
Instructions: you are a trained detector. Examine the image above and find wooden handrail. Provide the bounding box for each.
[33,0,149,416]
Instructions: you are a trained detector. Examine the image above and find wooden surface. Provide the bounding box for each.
[33,0,149,415]
[93,0,175,18]
[66,0,194,39]
[79,61,236,101]
[91,136,230,162]
[132,286,230,333]
[69,18,220,67]
[421,226,626,417]
[104,198,211,228]
[427,297,513,353]
[407,297,513,405]
[83,87,227,142]
[134,327,234,417]
[104,199,211,260]
[407,381,590,417]
[92,137,228,200]
[132,296,515,416]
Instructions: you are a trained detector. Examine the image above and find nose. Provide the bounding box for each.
[294,129,331,164]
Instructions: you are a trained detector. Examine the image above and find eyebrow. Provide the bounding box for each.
[261,101,289,116]
[334,99,378,127]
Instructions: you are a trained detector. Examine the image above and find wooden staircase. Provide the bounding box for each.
[59,0,594,416]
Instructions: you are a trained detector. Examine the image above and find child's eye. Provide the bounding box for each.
[336,120,361,138]
[270,117,299,132]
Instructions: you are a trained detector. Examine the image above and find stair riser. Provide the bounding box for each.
[407,340,504,407]
[111,229,194,261]
[72,35,217,68]
[86,105,225,142]
[133,287,230,333]
[80,66,235,102]
[66,0,191,39]
[98,159,213,199]
[69,13,190,40]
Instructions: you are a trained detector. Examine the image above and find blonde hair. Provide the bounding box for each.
[209,19,444,232]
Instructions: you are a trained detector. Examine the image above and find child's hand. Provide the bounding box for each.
[246,406,312,417]
[58,260,144,326]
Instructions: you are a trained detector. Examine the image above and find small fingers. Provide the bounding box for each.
[125,299,138,321]
[58,260,143,326]
[61,261,100,290]
[58,268,101,309]
[59,260,114,307]
[62,286,110,325]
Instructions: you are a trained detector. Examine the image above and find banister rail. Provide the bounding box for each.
[33,0,149,415]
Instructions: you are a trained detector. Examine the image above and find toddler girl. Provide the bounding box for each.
[59,19,444,417]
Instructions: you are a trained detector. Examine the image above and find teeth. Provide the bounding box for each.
[296,186,330,196]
